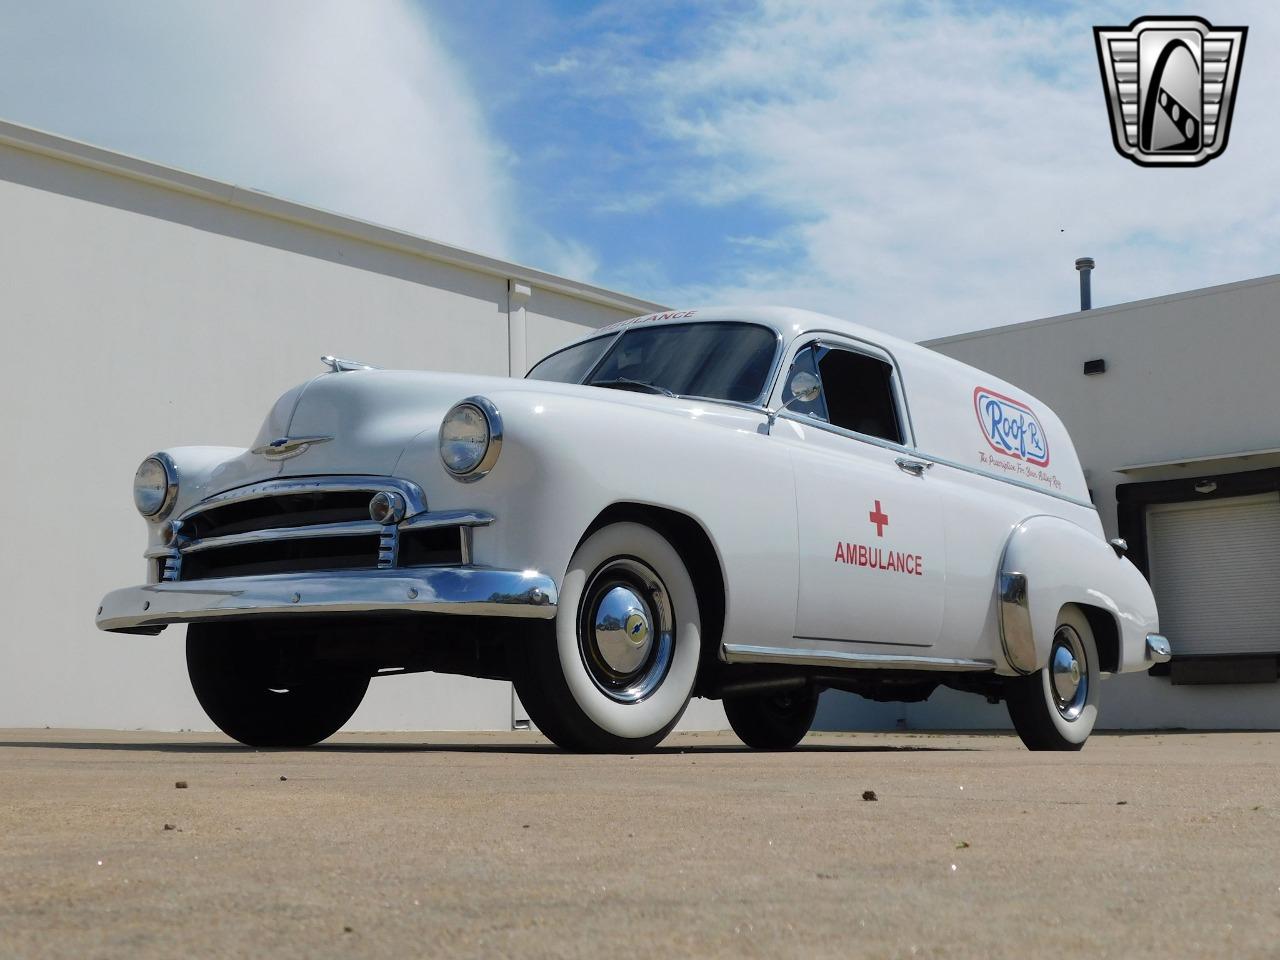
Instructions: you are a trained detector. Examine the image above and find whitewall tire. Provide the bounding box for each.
[1006,605,1100,751]
[515,522,701,752]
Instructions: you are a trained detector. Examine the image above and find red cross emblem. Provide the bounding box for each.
[869,500,889,538]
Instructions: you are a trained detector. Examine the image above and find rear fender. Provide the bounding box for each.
[997,515,1159,675]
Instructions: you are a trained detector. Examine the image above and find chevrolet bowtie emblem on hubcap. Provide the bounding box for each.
[1094,16,1247,167]
[250,435,333,461]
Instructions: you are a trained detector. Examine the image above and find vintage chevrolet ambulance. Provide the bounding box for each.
[97,307,1169,752]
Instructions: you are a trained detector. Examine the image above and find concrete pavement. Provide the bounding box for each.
[2,729,1278,958]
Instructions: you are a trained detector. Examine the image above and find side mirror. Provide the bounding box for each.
[765,370,823,434]
[788,370,822,404]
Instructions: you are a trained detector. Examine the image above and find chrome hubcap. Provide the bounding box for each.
[593,585,653,675]
[1049,625,1088,721]
[578,558,674,704]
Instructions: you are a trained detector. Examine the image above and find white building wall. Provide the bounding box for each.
[817,274,1280,732]
[0,122,682,732]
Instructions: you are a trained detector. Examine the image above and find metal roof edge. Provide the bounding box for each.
[1116,446,1280,474]
[0,118,667,316]
[921,272,1280,348]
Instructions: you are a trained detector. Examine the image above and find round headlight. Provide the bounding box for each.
[133,454,178,519]
[439,396,503,481]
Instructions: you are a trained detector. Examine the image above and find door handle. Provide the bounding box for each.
[895,457,932,477]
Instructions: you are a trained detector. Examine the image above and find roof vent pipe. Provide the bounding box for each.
[1075,257,1095,311]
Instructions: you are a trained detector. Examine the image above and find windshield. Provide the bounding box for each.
[527,321,778,404]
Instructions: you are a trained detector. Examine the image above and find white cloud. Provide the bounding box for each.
[534,55,581,76]
[593,192,662,215]
[0,0,513,257]
[534,234,601,283]
[595,0,1280,340]
[726,234,793,252]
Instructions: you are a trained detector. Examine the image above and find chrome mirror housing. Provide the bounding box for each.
[788,370,821,404]
[765,370,823,434]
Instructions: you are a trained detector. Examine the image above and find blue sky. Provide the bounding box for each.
[0,1,1275,340]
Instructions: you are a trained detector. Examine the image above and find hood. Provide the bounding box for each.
[248,367,767,479]
[251,369,516,476]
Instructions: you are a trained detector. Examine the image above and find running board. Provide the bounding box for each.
[722,642,996,673]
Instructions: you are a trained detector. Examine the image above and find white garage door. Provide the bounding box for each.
[1146,493,1280,656]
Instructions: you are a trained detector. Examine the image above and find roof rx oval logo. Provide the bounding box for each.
[974,387,1049,468]
[1094,16,1247,167]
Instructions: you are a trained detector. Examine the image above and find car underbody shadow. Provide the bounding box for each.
[0,738,977,755]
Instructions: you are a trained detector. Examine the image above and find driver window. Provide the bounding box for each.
[815,346,903,444]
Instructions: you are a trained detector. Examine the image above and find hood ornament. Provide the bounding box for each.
[251,435,333,461]
[321,355,379,373]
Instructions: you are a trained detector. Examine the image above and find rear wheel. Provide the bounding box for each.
[515,522,702,753]
[187,623,369,747]
[724,687,818,749]
[1005,605,1099,751]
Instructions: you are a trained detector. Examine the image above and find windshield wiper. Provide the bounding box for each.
[589,378,675,398]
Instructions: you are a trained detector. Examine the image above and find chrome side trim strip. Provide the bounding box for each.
[96,567,558,633]
[181,520,385,554]
[1145,633,1172,663]
[776,411,1096,512]
[915,451,1097,511]
[179,475,429,521]
[722,642,996,673]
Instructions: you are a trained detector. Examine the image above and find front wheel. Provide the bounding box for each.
[187,623,370,747]
[725,687,818,749]
[1005,605,1100,751]
[515,522,702,753]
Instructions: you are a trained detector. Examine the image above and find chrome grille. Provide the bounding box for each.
[156,476,491,583]
[181,490,375,539]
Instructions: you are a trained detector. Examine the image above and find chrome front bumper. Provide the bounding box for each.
[96,567,558,634]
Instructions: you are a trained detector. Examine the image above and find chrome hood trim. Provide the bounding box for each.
[250,435,334,460]
[321,355,379,373]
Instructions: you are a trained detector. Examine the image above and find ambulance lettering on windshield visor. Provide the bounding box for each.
[974,387,1049,468]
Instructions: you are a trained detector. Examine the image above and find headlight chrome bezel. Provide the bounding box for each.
[439,395,503,482]
[133,452,179,520]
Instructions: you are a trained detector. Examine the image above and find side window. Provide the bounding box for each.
[782,344,830,422]
[812,345,904,444]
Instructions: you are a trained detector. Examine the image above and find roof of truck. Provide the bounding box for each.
[594,306,921,355]
[578,306,1093,509]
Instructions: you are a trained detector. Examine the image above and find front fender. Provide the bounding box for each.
[142,446,253,554]
[997,515,1159,675]
[395,388,800,653]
